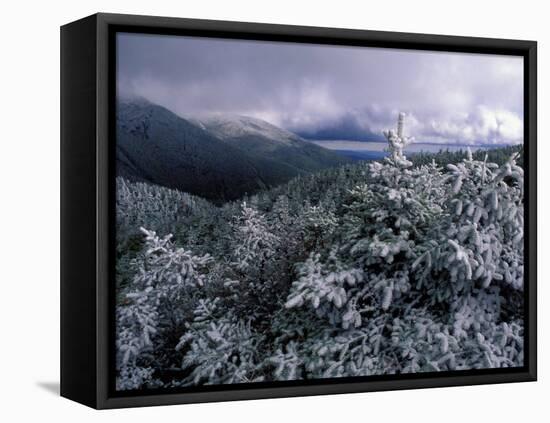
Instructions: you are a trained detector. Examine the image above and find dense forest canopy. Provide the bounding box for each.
[115,119,524,390]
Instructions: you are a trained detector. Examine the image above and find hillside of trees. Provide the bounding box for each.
[115,122,525,390]
[409,144,524,168]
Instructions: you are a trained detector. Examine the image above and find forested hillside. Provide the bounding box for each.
[117,98,348,202]
[115,132,525,390]
[409,144,524,168]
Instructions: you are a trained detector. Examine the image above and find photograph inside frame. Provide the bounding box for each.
[114,32,525,392]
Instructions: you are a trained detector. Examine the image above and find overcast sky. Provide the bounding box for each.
[117,32,524,145]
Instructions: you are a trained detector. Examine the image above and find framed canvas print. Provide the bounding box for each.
[60,13,537,409]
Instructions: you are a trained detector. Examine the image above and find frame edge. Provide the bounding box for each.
[60,13,100,409]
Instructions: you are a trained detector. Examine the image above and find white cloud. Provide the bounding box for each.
[420,106,523,144]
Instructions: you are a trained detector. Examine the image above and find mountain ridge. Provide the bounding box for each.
[116,98,349,202]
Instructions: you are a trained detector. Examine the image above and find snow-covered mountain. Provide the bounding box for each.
[116,99,349,201]
[196,114,349,177]
[116,99,266,202]
[195,115,303,146]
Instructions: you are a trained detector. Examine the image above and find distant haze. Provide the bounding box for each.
[117,32,524,145]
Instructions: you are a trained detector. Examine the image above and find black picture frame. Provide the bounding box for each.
[61,12,537,409]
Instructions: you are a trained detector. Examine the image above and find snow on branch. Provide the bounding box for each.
[383,112,415,168]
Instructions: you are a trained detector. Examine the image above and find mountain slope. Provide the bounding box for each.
[116,99,350,202]
[196,115,350,180]
[116,99,266,202]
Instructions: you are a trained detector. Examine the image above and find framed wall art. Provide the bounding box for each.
[61,13,537,409]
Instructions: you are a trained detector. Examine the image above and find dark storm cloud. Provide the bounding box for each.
[117,33,524,144]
